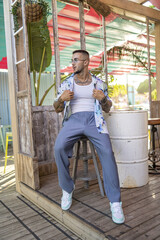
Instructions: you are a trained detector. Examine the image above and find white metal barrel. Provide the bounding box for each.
[104,110,148,188]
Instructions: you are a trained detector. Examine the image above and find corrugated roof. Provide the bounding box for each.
[0,0,156,76]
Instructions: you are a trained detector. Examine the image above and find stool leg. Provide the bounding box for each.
[72,141,80,183]
[83,140,89,189]
[89,142,105,197]
[4,135,9,173]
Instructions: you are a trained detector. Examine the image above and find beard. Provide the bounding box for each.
[74,67,84,74]
[74,70,81,74]
[73,65,84,74]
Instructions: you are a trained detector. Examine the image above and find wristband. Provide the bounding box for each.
[58,96,63,103]
[101,96,107,105]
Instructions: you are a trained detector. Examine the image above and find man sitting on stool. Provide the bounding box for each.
[53,49,125,224]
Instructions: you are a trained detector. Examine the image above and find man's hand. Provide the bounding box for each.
[60,90,74,102]
[54,90,74,113]
[92,89,105,101]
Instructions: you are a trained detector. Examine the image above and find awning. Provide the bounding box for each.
[0,0,156,76]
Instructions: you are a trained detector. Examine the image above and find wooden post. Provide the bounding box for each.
[3,0,20,191]
[21,0,34,156]
[52,0,61,90]
[146,17,152,115]
[78,0,86,50]
[155,22,160,101]
[52,0,61,132]
[3,0,40,190]
[103,16,108,85]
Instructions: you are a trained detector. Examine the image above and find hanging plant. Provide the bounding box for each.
[11,0,50,33]
[11,0,53,106]
[107,44,155,78]
[27,16,52,105]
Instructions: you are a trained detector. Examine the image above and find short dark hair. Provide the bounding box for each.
[72,50,89,58]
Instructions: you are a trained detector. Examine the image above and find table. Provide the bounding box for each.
[148,118,160,173]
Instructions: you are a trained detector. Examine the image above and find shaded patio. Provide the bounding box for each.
[1,1,160,239]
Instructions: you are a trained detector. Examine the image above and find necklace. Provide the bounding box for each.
[74,74,91,85]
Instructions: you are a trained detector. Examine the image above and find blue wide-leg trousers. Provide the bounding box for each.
[54,112,121,202]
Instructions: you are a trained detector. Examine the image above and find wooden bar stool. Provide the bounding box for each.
[4,132,14,173]
[72,136,105,196]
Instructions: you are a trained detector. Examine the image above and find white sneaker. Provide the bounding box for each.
[110,202,125,224]
[61,189,73,210]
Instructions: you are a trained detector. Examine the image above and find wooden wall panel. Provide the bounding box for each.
[32,106,61,163]
[18,96,31,154]
[15,25,25,63]
[17,62,27,91]
[17,153,39,190]
[15,17,26,91]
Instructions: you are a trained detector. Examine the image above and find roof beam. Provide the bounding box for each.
[97,0,160,21]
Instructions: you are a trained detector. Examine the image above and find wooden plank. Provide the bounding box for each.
[0,225,30,240]
[3,0,21,193]
[96,0,160,21]
[15,17,26,92]
[135,224,160,240]
[52,0,61,90]
[13,234,34,240]
[17,154,39,190]
[21,0,35,157]
[32,106,59,164]
[17,96,31,154]
[103,16,108,84]
[19,182,108,240]
[147,18,152,113]
[155,22,160,101]
[38,161,57,177]
[17,90,28,98]
[78,0,86,50]
[117,214,160,239]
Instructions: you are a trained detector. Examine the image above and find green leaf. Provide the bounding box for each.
[27,18,52,73]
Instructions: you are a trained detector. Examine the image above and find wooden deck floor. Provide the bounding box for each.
[0,152,81,240]
[38,170,160,240]
[1,148,160,240]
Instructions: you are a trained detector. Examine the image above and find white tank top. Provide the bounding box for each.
[70,81,95,114]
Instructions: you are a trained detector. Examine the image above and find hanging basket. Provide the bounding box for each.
[16,1,44,23]
[25,2,43,23]
[86,0,111,17]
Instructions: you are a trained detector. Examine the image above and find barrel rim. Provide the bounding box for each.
[108,110,148,114]
[110,135,148,140]
[116,157,148,164]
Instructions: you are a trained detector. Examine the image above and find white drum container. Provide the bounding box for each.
[104,110,149,188]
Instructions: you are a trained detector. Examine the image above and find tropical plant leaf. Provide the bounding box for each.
[27,18,52,73]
